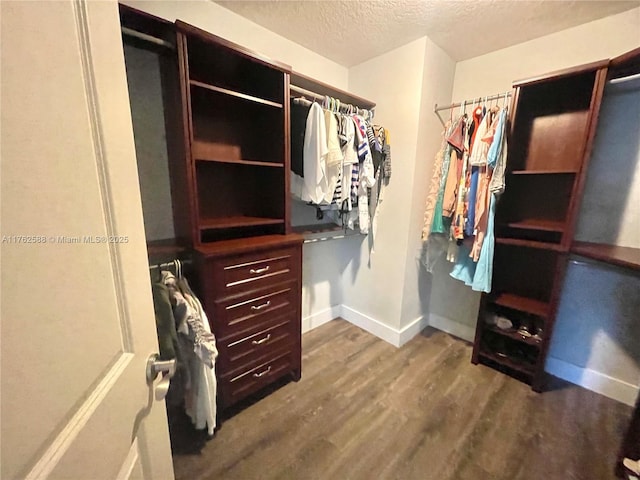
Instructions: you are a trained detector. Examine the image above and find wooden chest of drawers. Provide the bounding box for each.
[194,235,303,410]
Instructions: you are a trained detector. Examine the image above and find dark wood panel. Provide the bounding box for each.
[523,110,590,171]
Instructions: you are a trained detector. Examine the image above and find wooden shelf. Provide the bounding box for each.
[478,350,535,377]
[489,293,549,318]
[192,140,282,167]
[511,169,577,175]
[199,216,284,230]
[571,241,640,271]
[194,157,283,168]
[484,324,543,348]
[495,237,565,251]
[190,80,283,108]
[505,219,565,232]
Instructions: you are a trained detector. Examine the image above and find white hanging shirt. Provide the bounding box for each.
[291,103,328,204]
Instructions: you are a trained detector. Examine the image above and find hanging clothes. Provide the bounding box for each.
[160,271,218,435]
[422,120,451,239]
[291,102,328,204]
[421,95,509,292]
[290,99,311,178]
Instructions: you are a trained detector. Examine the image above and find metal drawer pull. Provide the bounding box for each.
[253,366,272,378]
[252,333,272,345]
[249,266,270,274]
[251,300,271,311]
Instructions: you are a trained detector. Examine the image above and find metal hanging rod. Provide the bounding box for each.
[121,27,175,50]
[303,232,367,244]
[434,91,512,113]
[149,258,193,271]
[433,91,512,127]
[290,85,374,116]
[609,72,640,84]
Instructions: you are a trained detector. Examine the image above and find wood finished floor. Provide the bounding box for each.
[172,319,632,480]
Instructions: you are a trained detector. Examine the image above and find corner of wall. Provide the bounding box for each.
[397,36,456,335]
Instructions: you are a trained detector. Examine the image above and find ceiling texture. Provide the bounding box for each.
[215,0,639,67]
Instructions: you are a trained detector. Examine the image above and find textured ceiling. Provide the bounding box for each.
[215,0,639,66]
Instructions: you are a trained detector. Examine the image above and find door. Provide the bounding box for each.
[1,1,174,479]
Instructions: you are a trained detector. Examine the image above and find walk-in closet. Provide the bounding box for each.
[2,1,639,479]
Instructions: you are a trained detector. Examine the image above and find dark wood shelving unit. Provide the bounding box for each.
[489,293,549,318]
[190,79,284,108]
[121,5,305,417]
[472,60,609,392]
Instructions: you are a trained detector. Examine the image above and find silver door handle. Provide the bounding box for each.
[249,266,270,274]
[146,354,176,401]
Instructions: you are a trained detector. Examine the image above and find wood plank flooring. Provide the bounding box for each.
[172,319,632,480]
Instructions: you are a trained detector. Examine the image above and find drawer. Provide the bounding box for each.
[219,349,294,406]
[214,281,297,338]
[218,314,295,372]
[214,247,297,295]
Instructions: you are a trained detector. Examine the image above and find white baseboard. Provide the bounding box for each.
[301,305,341,334]
[398,315,430,346]
[427,314,475,342]
[545,356,639,406]
[340,305,403,347]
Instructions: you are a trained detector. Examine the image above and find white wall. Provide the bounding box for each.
[342,38,428,331]
[436,7,640,404]
[123,1,349,325]
[452,7,640,101]
[398,38,456,329]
